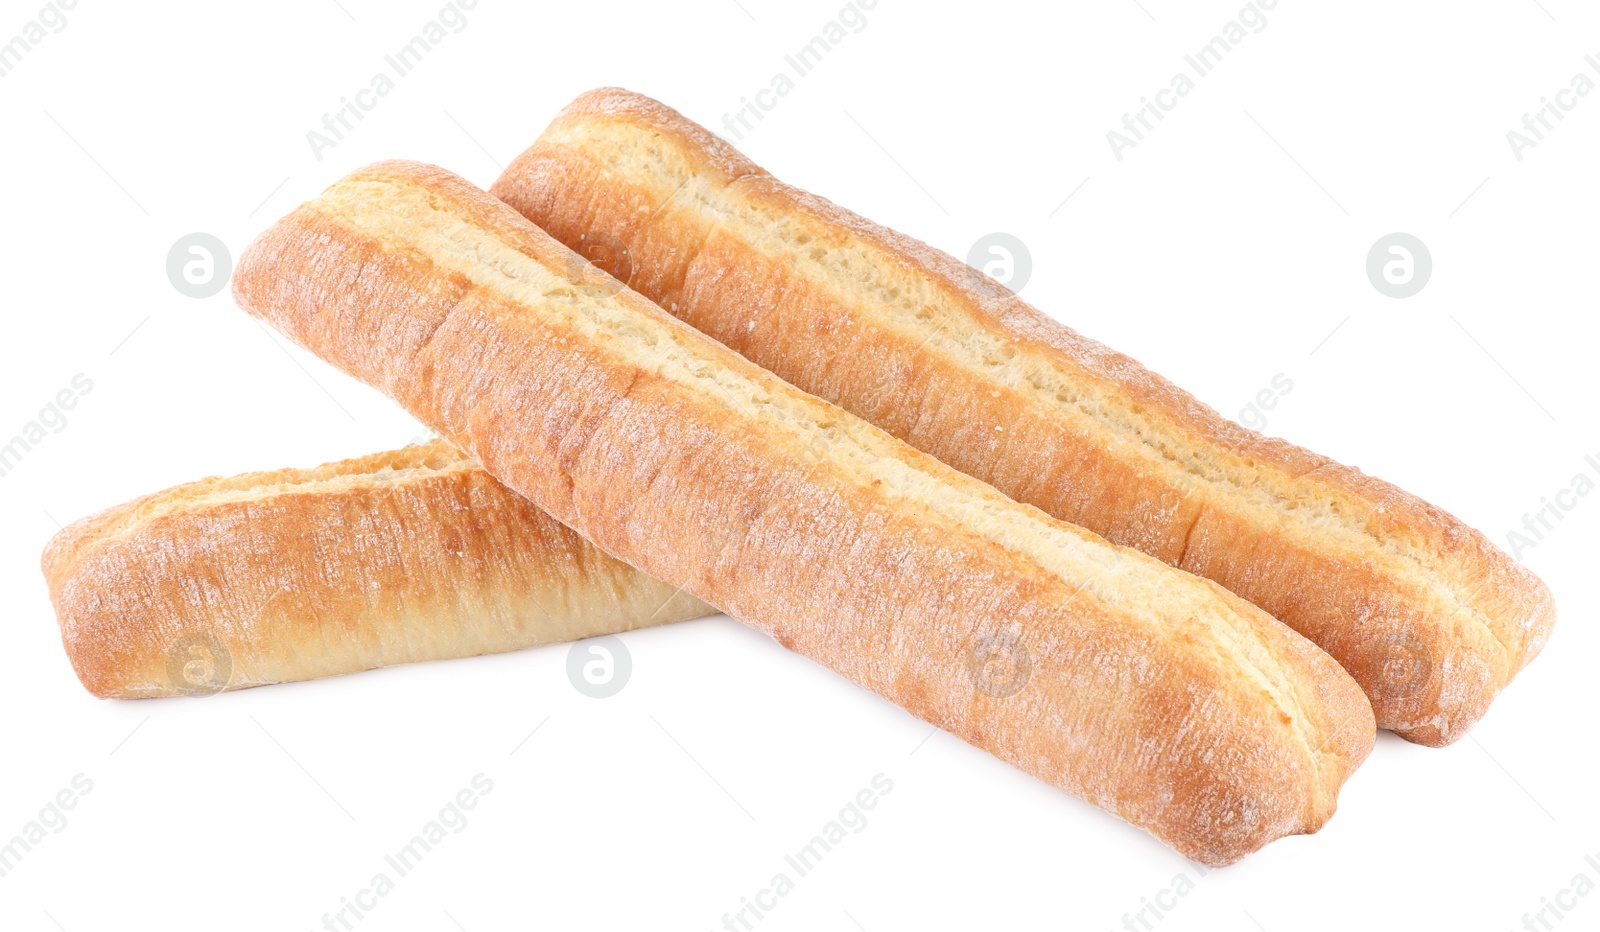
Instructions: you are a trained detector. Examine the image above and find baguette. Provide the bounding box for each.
[491,87,1556,746]
[233,160,1373,864]
[42,440,713,698]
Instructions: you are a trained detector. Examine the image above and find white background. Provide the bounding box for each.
[1,1,1595,929]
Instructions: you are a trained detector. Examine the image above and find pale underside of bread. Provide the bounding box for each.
[490,87,1556,747]
[233,161,1373,865]
[42,440,713,698]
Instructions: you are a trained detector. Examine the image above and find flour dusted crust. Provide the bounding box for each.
[42,440,713,698]
[234,161,1373,864]
[491,88,1556,747]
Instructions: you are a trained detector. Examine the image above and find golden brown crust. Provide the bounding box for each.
[234,161,1373,864]
[491,87,1556,746]
[41,440,713,698]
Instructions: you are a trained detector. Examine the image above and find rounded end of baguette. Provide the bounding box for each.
[49,569,182,700]
[1158,700,1374,867]
[513,87,765,190]
[43,498,167,698]
[41,439,718,700]
[39,441,484,699]
[1153,583,1376,866]
[1372,554,1557,748]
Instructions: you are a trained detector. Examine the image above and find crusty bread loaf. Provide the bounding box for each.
[42,440,713,698]
[233,160,1373,865]
[491,87,1556,746]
